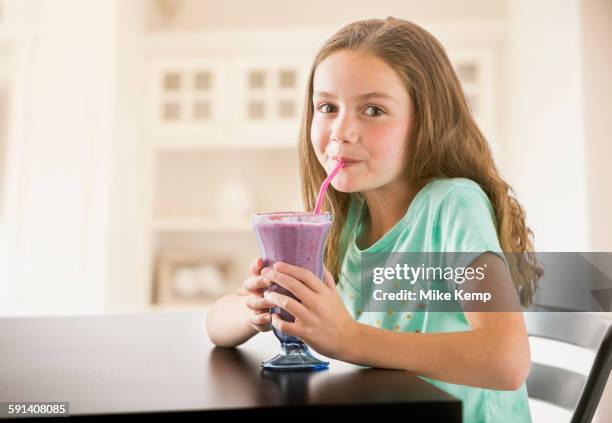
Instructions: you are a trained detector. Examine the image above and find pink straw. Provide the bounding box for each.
[313,161,345,214]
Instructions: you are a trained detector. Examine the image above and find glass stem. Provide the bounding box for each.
[280,341,309,356]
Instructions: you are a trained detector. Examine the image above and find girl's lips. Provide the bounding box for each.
[326,157,363,171]
[338,157,364,164]
[333,155,364,166]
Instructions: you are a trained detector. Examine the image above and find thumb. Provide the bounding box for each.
[322,266,336,291]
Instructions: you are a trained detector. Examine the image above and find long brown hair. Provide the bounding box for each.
[299,17,540,306]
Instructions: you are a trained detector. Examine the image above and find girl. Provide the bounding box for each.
[206,17,540,423]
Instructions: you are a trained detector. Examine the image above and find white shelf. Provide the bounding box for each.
[154,140,296,151]
[149,127,299,152]
[154,217,252,233]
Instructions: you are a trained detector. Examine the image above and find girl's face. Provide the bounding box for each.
[311,49,414,193]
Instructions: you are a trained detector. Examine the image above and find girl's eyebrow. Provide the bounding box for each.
[314,90,398,103]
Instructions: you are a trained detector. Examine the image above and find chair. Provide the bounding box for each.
[524,312,612,423]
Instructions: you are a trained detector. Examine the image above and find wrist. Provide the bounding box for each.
[338,319,363,363]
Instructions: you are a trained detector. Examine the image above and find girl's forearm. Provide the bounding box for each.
[206,293,257,347]
[341,321,530,391]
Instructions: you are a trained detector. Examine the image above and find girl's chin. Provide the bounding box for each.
[331,178,361,193]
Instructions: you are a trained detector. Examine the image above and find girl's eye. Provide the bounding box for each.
[316,103,336,114]
[364,105,385,117]
[315,103,386,117]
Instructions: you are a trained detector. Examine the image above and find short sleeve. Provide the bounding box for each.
[423,181,518,312]
[433,184,507,268]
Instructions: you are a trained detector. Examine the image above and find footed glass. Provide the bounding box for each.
[251,211,332,371]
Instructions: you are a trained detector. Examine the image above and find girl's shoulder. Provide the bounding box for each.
[425,178,501,253]
[423,177,490,207]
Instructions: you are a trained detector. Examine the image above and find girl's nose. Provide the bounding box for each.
[330,114,358,144]
[329,123,357,144]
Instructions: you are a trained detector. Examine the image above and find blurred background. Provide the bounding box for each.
[0,0,611,420]
[2,0,611,315]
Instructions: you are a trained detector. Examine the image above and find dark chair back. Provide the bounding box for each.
[524,312,612,423]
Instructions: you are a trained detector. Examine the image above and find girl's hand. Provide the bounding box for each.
[242,257,272,333]
[262,262,356,359]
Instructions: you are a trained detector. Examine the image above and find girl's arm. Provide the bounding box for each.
[206,289,258,347]
[344,311,530,390]
[207,257,273,347]
[264,253,531,391]
[341,253,531,390]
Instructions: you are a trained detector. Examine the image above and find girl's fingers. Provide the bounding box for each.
[246,295,271,311]
[249,257,264,276]
[243,276,271,293]
[261,268,313,306]
[273,262,323,294]
[264,291,309,322]
[322,266,336,291]
[251,312,271,326]
[271,314,302,338]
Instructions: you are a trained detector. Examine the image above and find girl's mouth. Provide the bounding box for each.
[341,160,363,167]
[325,156,364,170]
[335,155,364,166]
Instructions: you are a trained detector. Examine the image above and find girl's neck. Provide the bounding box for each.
[358,175,420,249]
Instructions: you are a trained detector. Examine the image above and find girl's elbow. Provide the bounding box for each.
[205,308,230,347]
[497,349,531,390]
[501,360,531,391]
[206,323,238,348]
[494,331,531,390]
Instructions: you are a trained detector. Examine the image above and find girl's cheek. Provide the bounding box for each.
[365,126,406,164]
[368,123,400,141]
[310,122,329,155]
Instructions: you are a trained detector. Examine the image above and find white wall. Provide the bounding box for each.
[0,46,9,297]
[145,0,507,31]
[0,0,119,315]
[582,0,612,252]
[502,0,588,252]
[105,0,152,312]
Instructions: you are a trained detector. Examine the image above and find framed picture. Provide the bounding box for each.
[154,251,232,306]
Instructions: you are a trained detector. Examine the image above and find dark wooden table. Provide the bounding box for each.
[0,311,461,420]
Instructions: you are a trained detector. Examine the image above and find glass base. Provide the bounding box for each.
[261,342,329,371]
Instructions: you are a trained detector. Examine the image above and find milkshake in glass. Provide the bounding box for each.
[251,211,333,370]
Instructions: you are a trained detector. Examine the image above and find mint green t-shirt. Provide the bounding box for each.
[336,177,531,423]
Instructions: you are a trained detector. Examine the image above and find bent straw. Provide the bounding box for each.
[313,161,345,215]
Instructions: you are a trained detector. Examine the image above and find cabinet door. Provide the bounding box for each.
[233,53,310,133]
[149,57,227,147]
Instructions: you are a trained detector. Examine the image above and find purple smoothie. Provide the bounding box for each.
[252,211,332,344]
